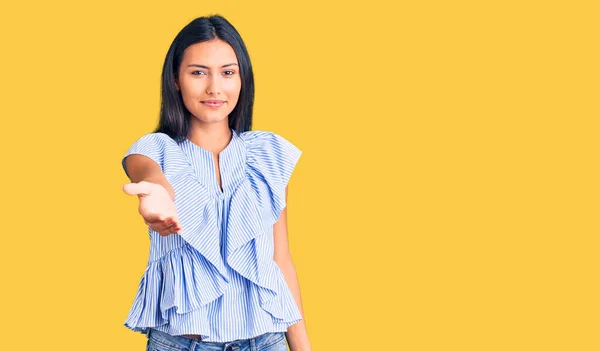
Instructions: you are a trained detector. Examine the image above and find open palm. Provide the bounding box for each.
[122,181,182,236]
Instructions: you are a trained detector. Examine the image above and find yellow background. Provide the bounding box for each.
[1,1,598,350]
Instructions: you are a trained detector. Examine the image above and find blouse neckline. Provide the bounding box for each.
[178,128,246,199]
[183,128,239,158]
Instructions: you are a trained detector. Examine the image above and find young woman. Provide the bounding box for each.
[121,15,311,351]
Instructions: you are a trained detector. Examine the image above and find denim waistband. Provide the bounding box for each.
[146,328,286,351]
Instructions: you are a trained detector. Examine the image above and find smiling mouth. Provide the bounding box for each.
[201,101,225,107]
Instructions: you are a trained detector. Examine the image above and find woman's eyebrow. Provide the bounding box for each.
[187,63,239,68]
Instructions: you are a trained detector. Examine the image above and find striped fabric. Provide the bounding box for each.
[121,129,303,342]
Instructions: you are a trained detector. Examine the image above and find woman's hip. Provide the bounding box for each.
[146,328,288,351]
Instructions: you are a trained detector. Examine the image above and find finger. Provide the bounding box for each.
[150,221,175,233]
[122,182,152,196]
[150,217,180,232]
[168,221,182,233]
[153,217,181,229]
[165,216,181,227]
[144,213,167,224]
[159,221,181,236]
[144,219,174,226]
[168,218,182,228]
[155,219,182,234]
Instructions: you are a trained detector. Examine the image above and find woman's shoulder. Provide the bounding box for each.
[122,132,187,177]
[239,129,302,184]
[238,129,273,144]
[239,129,301,154]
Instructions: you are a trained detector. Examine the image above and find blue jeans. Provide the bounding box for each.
[146,328,288,351]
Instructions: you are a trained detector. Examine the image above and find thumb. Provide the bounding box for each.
[122,182,152,196]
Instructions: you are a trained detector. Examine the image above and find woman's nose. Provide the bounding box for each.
[206,75,221,95]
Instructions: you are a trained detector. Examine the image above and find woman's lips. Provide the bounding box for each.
[201,101,225,108]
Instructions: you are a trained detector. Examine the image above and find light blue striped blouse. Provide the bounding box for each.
[121,128,303,342]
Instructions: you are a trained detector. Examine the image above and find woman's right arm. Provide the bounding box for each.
[124,154,175,200]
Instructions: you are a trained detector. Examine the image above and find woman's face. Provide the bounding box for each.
[176,39,241,125]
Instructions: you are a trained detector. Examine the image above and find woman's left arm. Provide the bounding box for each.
[273,185,312,351]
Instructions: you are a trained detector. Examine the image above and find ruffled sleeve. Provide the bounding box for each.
[122,132,196,180]
[122,133,166,179]
[241,131,303,225]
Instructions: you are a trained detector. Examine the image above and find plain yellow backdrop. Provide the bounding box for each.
[1,1,598,350]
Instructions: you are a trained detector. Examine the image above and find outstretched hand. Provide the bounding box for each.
[122,181,182,236]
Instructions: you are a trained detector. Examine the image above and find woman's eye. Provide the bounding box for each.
[191,71,206,75]
[223,70,235,76]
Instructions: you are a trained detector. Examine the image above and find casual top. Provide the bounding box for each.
[120,128,303,342]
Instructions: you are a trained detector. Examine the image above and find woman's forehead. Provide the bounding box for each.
[182,40,238,65]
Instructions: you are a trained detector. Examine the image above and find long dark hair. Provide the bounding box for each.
[153,14,254,140]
